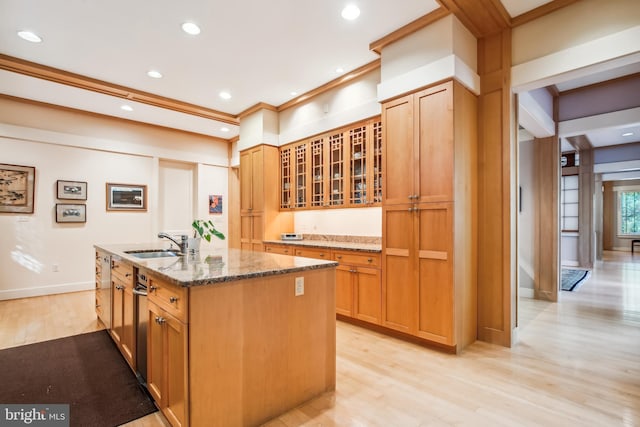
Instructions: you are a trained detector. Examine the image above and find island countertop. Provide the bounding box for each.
[95,243,338,288]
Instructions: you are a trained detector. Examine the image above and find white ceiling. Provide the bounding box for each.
[1,0,638,158]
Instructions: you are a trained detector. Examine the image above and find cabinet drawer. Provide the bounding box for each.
[333,251,380,268]
[264,244,294,256]
[111,259,134,286]
[294,247,331,260]
[148,277,188,323]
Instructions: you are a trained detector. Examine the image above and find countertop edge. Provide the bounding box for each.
[262,240,381,253]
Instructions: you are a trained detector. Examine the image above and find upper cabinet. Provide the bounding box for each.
[383,84,454,205]
[240,144,292,251]
[279,117,382,210]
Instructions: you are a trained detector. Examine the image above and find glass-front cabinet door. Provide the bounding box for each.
[278,116,381,210]
[310,138,326,208]
[329,132,345,206]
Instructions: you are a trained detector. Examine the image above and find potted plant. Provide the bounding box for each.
[189,219,225,252]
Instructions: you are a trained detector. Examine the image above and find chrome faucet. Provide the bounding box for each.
[158,232,188,254]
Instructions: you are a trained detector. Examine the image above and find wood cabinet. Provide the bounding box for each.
[334,251,381,324]
[264,243,294,256]
[279,117,382,210]
[382,80,477,352]
[95,251,104,321]
[240,145,292,251]
[110,257,136,369]
[147,299,189,427]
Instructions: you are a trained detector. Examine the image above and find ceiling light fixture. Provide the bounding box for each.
[120,105,133,112]
[221,127,230,132]
[336,67,345,74]
[341,4,361,20]
[622,132,634,137]
[291,91,298,96]
[219,91,231,100]
[181,22,201,35]
[147,70,163,79]
[17,30,42,43]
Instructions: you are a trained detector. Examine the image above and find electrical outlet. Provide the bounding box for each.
[295,277,304,296]
[52,263,59,272]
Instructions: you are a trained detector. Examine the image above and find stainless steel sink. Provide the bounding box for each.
[124,249,181,259]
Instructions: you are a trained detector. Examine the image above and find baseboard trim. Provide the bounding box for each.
[0,281,94,301]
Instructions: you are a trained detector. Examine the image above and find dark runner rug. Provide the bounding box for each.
[0,330,156,427]
[561,268,590,292]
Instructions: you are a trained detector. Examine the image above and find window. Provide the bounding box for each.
[561,175,579,231]
[619,189,640,235]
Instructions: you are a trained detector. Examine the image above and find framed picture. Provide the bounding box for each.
[56,203,86,223]
[57,180,87,200]
[0,163,36,214]
[209,194,223,214]
[106,183,147,211]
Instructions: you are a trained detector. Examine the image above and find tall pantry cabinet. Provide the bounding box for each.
[381,80,477,352]
[240,144,292,251]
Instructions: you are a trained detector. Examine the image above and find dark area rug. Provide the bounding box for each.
[0,330,157,427]
[561,268,590,291]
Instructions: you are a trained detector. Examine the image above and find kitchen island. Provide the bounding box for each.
[95,243,337,427]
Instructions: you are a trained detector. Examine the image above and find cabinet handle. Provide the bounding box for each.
[149,285,157,293]
[169,296,178,303]
[320,253,325,257]
[155,316,166,325]
[337,255,342,259]
[266,248,271,252]
[115,285,123,291]
[349,269,357,273]
[284,249,289,253]
[367,258,373,263]
[125,273,132,278]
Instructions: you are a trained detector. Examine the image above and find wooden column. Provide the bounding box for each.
[477,29,514,347]
[534,136,559,302]
[578,148,594,268]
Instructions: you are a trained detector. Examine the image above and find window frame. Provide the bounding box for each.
[616,185,640,237]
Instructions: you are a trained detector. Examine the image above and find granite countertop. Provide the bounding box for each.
[262,239,381,253]
[95,243,337,288]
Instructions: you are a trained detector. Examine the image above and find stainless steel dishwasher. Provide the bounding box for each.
[133,270,148,385]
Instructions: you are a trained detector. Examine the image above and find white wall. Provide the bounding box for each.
[0,97,230,300]
[294,207,381,237]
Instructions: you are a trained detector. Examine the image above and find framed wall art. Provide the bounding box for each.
[106,183,147,211]
[0,163,36,214]
[209,194,223,214]
[56,203,86,223]
[57,180,87,200]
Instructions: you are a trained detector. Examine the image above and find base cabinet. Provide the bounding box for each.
[334,251,381,324]
[148,300,189,427]
[111,258,135,369]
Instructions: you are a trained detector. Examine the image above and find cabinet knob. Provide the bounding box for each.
[367,258,373,263]
[149,285,157,292]
[125,273,132,278]
[155,316,166,325]
[320,253,325,257]
[349,269,357,273]
[337,255,342,259]
[169,296,178,304]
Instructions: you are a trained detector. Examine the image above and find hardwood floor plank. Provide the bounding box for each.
[0,251,638,426]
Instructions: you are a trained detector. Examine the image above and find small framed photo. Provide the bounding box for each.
[0,163,36,214]
[57,180,87,200]
[106,183,147,211]
[56,203,86,223]
[209,194,223,214]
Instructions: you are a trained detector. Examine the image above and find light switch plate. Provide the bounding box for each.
[295,277,304,296]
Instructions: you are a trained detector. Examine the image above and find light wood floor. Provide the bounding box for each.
[1,251,638,426]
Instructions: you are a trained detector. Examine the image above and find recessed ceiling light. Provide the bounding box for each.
[221,127,230,132]
[120,105,133,112]
[219,91,231,100]
[147,70,162,79]
[17,30,42,43]
[291,91,298,96]
[181,22,201,35]
[341,4,361,20]
[336,67,345,74]
[622,132,634,137]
